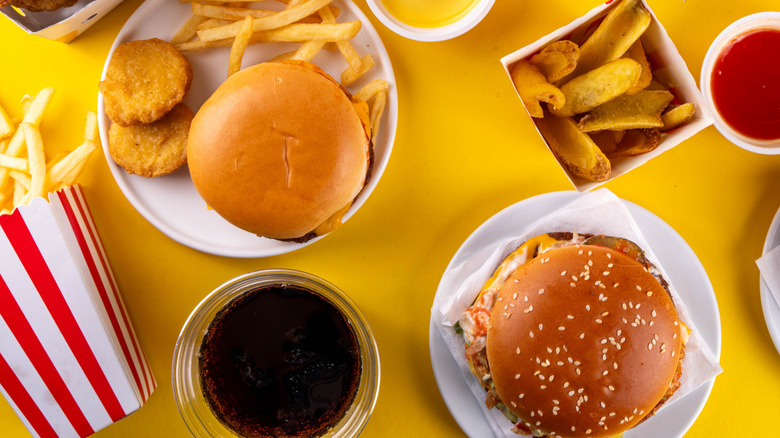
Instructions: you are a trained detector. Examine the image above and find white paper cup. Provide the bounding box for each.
[365,0,494,42]
[701,12,780,154]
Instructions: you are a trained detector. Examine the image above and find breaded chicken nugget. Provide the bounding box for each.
[108,103,193,178]
[6,0,77,11]
[100,39,193,127]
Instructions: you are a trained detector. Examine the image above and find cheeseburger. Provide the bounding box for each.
[457,232,689,437]
[188,61,372,242]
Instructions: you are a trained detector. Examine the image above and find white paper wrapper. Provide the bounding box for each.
[0,185,155,438]
[431,189,721,437]
[499,0,713,192]
[757,246,780,308]
[0,0,123,43]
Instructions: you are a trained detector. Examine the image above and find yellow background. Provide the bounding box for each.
[1,0,780,436]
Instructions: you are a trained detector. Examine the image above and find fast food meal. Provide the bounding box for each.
[0,0,77,12]
[0,88,98,214]
[457,232,689,437]
[187,61,373,242]
[99,38,193,127]
[508,0,697,182]
[108,103,193,178]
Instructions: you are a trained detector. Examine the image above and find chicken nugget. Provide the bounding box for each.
[108,103,193,178]
[100,39,193,127]
[6,0,77,11]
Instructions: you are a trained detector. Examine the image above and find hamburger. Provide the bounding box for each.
[188,61,372,242]
[457,232,689,437]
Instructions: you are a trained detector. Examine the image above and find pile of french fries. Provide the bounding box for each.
[510,0,696,182]
[0,88,97,215]
[171,0,389,139]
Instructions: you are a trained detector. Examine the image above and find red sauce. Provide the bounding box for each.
[711,29,780,141]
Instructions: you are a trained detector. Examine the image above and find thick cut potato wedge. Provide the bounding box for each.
[606,128,662,158]
[530,40,580,83]
[509,60,565,118]
[550,58,641,117]
[623,39,652,94]
[535,110,611,182]
[661,103,696,131]
[560,0,651,83]
[578,89,673,132]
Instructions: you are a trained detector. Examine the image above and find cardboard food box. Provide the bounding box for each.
[1,0,123,43]
[500,0,713,191]
[0,185,155,438]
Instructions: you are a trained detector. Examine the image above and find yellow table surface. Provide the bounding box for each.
[2,0,780,436]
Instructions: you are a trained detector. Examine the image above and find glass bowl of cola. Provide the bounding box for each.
[173,269,380,437]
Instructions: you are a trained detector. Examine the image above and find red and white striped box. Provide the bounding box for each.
[0,185,155,438]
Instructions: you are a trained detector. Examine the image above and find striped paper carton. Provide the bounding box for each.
[0,185,155,437]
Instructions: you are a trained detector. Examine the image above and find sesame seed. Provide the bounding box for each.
[622,317,628,323]
[570,282,577,287]
[600,339,607,344]
[539,324,544,331]
[602,370,608,376]
[673,332,677,338]
[540,385,547,389]
[588,260,593,266]
[603,271,610,276]
[602,311,609,316]
[588,250,592,256]
[600,402,606,408]
[636,285,642,291]
[538,410,543,417]
[549,375,555,382]
[568,390,575,396]
[567,314,574,319]
[517,347,521,354]
[563,381,570,388]
[534,370,541,375]
[576,368,582,375]
[555,347,560,354]
[595,280,602,286]
[513,293,518,299]
[557,361,564,366]
[647,291,653,297]
[580,333,585,339]
[586,304,591,311]
[539,288,545,294]
[559,326,566,331]
[560,271,567,276]
[672,351,676,357]
[613,362,618,369]
[553,399,560,405]
[613,283,619,288]
[652,310,657,317]
[636,304,641,309]
[515,374,520,379]
[524,296,529,302]
[622,303,627,310]
[571,427,576,432]
[519,393,525,399]
[571,275,578,281]
[607,253,612,259]
[608,385,615,391]
[511,401,517,407]
[547,347,553,353]
[602,354,607,360]
[586,429,592,434]
[530,331,534,338]
[595,319,603,324]
[648,343,653,350]
[577,388,584,393]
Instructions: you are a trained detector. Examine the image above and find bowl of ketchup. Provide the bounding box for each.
[701,12,780,154]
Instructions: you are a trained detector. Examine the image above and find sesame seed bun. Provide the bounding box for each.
[485,243,683,438]
[187,61,370,241]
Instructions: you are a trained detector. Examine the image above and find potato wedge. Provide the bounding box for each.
[509,60,565,118]
[530,40,580,83]
[660,103,695,131]
[550,58,641,117]
[561,0,651,83]
[623,39,652,94]
[578,89,673,132]
[589,130,621,155]
[535,110,611,182]
[607,128,662,158]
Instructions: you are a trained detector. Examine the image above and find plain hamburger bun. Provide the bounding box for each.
[486,244,683,438]
[188,61,370,240]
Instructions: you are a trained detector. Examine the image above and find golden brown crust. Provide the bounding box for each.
[99,38,193,127]
[108,103,192,178]
[486,244,682,438]
[187,62,369,240]
[8,0,77,11]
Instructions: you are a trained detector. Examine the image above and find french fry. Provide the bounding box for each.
[341,54,373,85]
[623,39,652,94]
[0,154,28,171]
[577,89,673,132]
[530,40,580,83]
[177,21,362,51]
[370,89,387,140]
[356,78,389,103]
[22,123,46,201]
[192,2,277,21]
[48,142,97,190]
[228,15,254,77]
[660,103,696,131]
[0,87,54,191]
[289,41,327,62]
[509,60,565,118]
[535,110,611,182]
[0,102,13,139]
[550,58,642,117]
[171,11,210,44]
[197,0,333,42]
[560,0,651,83]
[9,170,30,191]
[84,110,99,144]
[13,178,26,208]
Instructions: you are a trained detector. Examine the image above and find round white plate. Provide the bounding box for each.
[97,0,397,258]
[429,191,721,438]
[760,206,780,354]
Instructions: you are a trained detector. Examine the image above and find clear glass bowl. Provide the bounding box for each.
[172,269,380,437]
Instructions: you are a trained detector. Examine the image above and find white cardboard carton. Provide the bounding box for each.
[0,185,155,437]
[500,0,713,191]
[1,0,123,43]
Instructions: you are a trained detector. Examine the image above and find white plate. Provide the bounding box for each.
[97,0,397,258]
[760,206,780,354]
[429,191,722,438]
